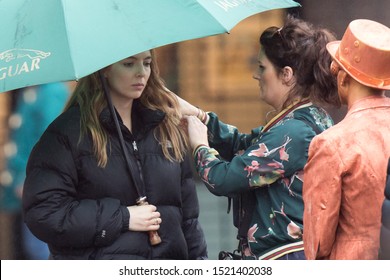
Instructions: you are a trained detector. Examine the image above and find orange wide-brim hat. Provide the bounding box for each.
[326,19,390,90]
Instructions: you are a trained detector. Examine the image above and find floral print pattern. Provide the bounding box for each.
[194,104,333,258]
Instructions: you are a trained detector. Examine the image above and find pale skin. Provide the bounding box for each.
[179,47,296,150]
[103,51,161,232]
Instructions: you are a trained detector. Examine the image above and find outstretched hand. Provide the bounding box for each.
[127,204,161,232]
[175,95,199,117]
[182,115,209,149]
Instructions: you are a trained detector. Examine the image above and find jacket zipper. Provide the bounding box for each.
[132,140,145,183]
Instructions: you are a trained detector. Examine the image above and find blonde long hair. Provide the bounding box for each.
[65,50,189,167]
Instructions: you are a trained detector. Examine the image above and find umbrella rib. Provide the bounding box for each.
[59,0,78,80]
[195,1,229,33]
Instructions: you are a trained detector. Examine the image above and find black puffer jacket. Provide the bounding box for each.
[22,101,207,260]
[380,158,390,259]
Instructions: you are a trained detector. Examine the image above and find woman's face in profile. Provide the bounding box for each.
[253,48,285,110]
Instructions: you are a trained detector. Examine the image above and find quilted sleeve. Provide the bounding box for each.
[23,128,129,248]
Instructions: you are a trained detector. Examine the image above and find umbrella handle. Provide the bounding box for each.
[137,197,162,246]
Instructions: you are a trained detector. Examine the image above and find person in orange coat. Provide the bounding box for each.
[303,19,390,259]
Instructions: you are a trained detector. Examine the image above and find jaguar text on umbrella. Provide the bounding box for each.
[0,48,51,80]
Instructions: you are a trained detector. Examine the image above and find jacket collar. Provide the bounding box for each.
[100,99,166,139]
[262,99,312,133]
[346,95,390,118]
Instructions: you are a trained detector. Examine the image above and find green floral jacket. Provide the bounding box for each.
[194,101,333,259]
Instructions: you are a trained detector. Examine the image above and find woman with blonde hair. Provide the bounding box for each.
[22,50,207,260]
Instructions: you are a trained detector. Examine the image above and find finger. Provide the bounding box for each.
[151,217,162,225]
[182,115,191,121]
[150,224,160,230]
[147,204,157,212]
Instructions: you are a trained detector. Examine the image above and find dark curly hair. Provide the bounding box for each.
[260,15,340,109]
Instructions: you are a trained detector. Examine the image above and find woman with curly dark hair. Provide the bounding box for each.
[178,16,339,260]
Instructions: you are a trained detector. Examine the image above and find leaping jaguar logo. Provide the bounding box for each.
[0,48,51,62]
[0,48,51,80]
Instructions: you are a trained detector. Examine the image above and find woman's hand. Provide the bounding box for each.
[127,204,161,231]
[175,95,199,116]
[182,116,209,149]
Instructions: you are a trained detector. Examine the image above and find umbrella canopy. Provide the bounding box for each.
[0,0,299,93]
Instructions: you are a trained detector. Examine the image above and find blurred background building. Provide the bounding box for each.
[1,0,389,259]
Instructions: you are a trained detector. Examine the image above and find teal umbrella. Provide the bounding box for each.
[0,0,299,92]
[1,0,300,246]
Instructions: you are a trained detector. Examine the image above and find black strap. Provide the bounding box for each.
[99,71,146,200]
[237,191,256,239]
[298,119,322,135]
